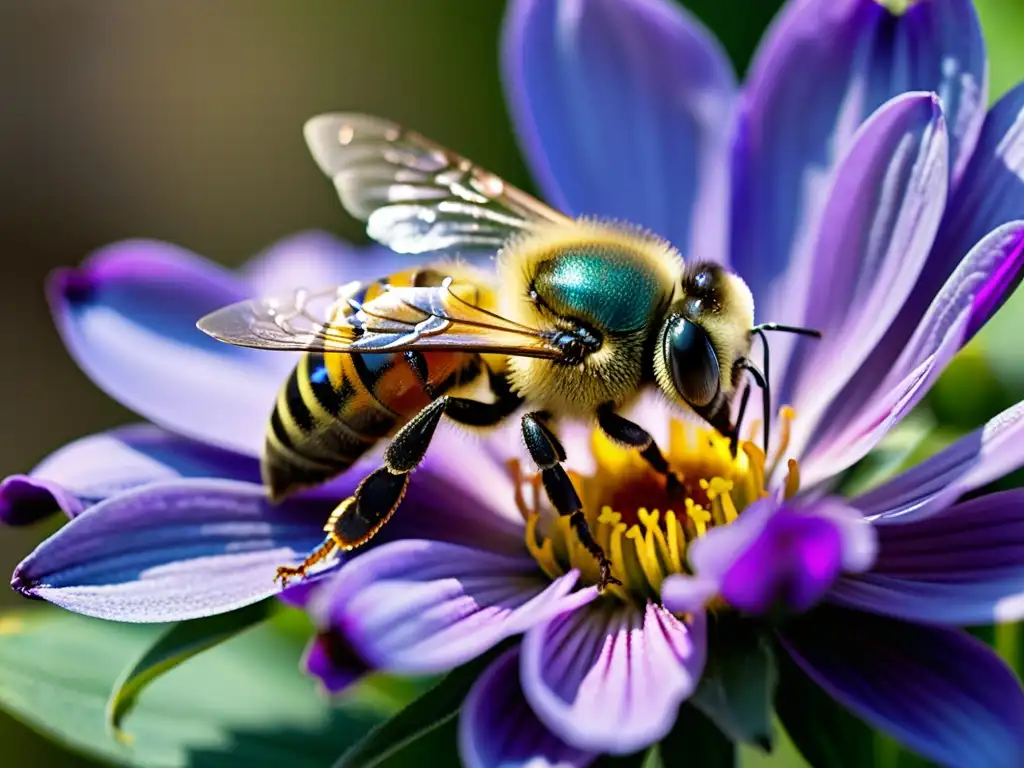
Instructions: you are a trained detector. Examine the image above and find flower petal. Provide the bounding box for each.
[302,628,370,696]
[917,82,1024,323]
[0,425,259,525]
[502,0,735,259]
[780,606,1024,768]
[459,648,595,768]
[800,221,1024,485]
[314,539,596,675]
[51,241,287,455]
[830,490,1024,625]
[241,231,407,297]
[731,0,986,303]
[669,499,875,616]
[782,92,948,426]
[520,601,705,754]
[11,479,334,622]
[856,399,1024,523]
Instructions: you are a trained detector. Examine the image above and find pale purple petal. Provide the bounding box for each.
[313,539,597,675]
[241,231,407,297]
[520,601,705,754]
[459,648,595,768]
[781,93,948,424]
[50,241,287,455]
[731,0,985,302]
[502,0,735,260]
[11,479,335,622]
[780,607,1024,768]
[799,221,1024,485]
[0,425,259,525]
[302,628,370,696]
[830,491,1024,625]
[856,399,1024,523]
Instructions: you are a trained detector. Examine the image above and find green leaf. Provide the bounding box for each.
[333,644,505,768]
[107,599,275,739]
[653,704,736,768]
[0,607,382,767]
[775,644,876,768]
[691,621,776,751]
[838,410,937,496]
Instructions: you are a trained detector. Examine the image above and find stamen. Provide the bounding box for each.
[515,413,802,606]
[768,405,797,478]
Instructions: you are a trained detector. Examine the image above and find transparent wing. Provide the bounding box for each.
[197,278,563,359]
[304,113,570,256]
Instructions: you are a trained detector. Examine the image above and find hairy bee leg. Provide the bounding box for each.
[275,371,523,586]
[521,412,621,591]
[596,404,684,499]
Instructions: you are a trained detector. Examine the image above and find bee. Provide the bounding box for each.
[198,114,819,589]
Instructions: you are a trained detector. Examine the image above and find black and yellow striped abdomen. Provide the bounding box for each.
[263,347,481,501]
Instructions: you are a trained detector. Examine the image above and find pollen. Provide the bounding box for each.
[514,411,800,605]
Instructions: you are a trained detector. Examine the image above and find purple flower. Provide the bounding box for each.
[7,0,1024,765]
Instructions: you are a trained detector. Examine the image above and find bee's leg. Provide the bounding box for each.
[276,365,522,587]
[596,404,685,499]
[521,412,621,591]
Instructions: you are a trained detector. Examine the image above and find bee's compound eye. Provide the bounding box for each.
[665,317,720,408]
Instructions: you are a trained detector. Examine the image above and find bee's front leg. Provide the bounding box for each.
[596,403,684,499]
[522,412,621,591]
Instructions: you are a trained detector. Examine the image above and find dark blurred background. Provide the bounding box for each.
[2,1,1023,764]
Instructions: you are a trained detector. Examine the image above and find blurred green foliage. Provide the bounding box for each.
[3,0,1024,766]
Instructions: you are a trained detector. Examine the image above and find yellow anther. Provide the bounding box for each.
[514,412,801,607]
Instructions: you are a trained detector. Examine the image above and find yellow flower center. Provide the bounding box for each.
[513,408,800,606]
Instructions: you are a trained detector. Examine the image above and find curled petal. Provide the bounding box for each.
[780,606,1024,768]
[918,83,1024,325]
[459,648,595,768]
[831,490,1024,625]
[314,539,597,675]
[0,425,259,525]
[503,0,736,260]
[521,601,705,754]
[800,222,1024,484]
[783,92,948,426]
[303,628,370,696]
[731,0,985,300]
[50,241,288,456]
[11,479,335,622]
[856,398,1024,523]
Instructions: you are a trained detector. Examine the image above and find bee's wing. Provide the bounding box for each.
[197,278,563,359]
[304,113,569,257]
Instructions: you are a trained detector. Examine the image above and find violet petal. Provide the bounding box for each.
[459,647,595,768]
[520,601,705,754]
[831,490,1024,625]
[856,398,1024,523]
[502,0,735,260]
[313,539,597,675]
[800,221,1024,486]
[782,92,948,428]
[302,628,371,696]
[780,606,1024,768]
[0,424,259,525]
[731,0,985,302]
[11,479,335,622]
[915,82,1024,329]
[50,242,291,455]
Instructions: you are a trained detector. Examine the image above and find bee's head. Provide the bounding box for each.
[654,263,754,414]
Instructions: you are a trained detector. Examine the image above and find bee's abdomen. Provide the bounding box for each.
[263,348,479,501]
[263,351,392,501]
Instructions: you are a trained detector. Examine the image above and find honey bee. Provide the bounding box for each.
[198,114,819,589]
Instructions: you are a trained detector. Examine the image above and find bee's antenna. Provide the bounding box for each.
[751,322,822,338]
[744,322,823,456]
